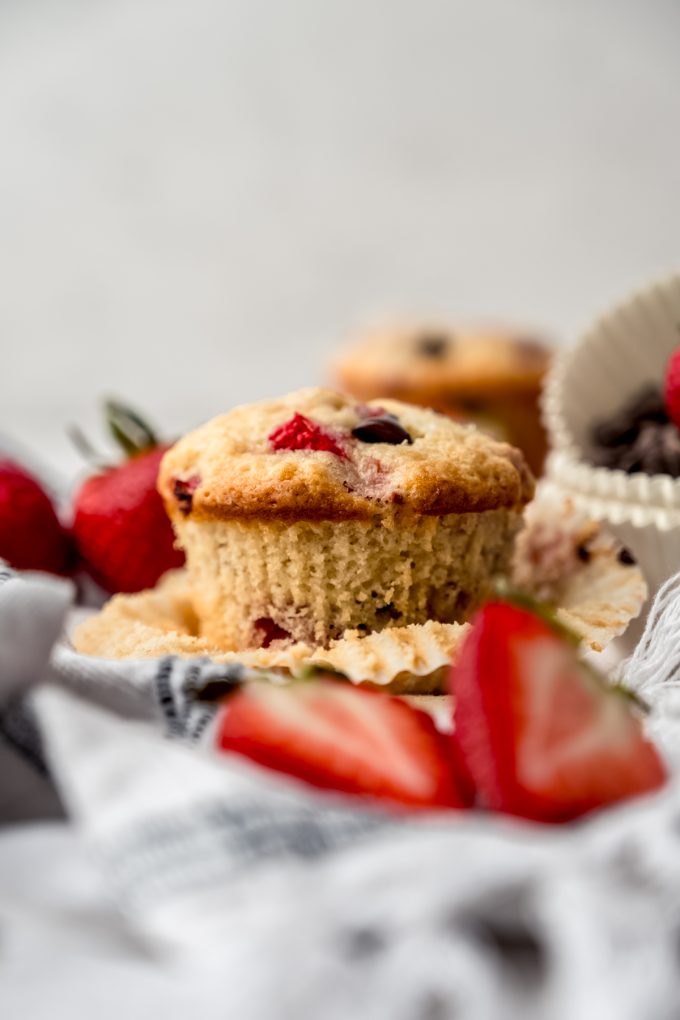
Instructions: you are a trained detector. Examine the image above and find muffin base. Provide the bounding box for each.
[73,498,648,693]
[174,510,521,650]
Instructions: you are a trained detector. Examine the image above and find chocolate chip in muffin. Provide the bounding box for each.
[576,543,591,563]
[416,333,451,358]
[352,415,413,445]
[375,602,403,622]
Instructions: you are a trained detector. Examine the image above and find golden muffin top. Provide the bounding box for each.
[335,323,551,401]
[159,387,534,522]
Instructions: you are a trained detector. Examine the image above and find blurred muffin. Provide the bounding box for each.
[334,323,552,475]
[158,387,533,650]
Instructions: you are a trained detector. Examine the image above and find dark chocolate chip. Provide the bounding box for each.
[417,334,451,358]
[375,603,403,622]
[590,385,670,457]
[618,546,636,566]
[625,385,669,426]
[576,543,591,563]
[592,417,640,449]
[352,416,413,445]
[593,417,680,477]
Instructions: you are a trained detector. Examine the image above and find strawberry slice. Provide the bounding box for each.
[217,678,468,811]
[450,601,666,822]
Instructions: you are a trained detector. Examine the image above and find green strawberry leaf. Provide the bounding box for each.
[105,398,159,458]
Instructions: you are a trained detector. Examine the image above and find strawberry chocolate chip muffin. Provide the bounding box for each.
[334,323,551,475]
[158,387,534,651]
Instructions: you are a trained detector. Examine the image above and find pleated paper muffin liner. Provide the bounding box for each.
[542,271,680,610]
[72,498,647,694]
[544,271,680,460]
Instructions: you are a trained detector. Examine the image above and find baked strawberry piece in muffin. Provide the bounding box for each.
[158,387,534,651]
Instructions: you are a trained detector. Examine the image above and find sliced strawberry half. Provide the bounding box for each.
[217,678,468,811]
[450,601,666,822]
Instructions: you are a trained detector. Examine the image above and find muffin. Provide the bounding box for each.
[158,387,534,651]
[334,324,551,475]
[543,270,680,623]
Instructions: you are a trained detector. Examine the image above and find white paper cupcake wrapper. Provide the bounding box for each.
[543,470,680,595]
[542,271,680,622]
[72,494,647,691]
[544,270,680,463]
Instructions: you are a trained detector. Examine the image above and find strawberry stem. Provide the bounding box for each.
[105,399,158,458]
[67,424,111,470]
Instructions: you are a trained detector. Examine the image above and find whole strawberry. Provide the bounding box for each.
[0,459,73,574]
[664,345,680,430]
[72,401,184,593]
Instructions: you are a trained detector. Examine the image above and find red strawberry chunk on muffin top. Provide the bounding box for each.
[268,413,348,458]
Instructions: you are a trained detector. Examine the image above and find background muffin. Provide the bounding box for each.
[334,323,551,475]
[159,387,533,651]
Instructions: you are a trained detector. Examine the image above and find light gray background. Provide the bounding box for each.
[2,0,680,474]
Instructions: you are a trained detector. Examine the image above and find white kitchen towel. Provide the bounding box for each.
[3,560,680,1017]
[30,684,680,1020]
[0,561,73,821]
